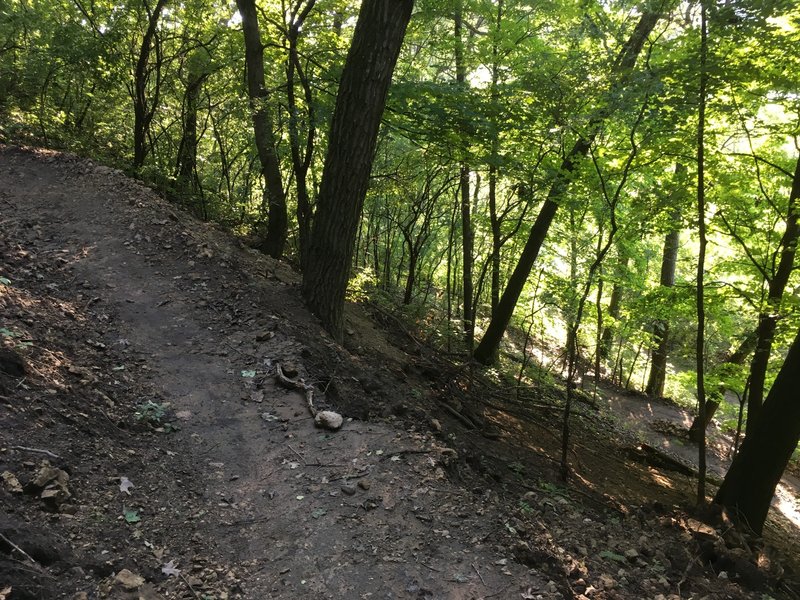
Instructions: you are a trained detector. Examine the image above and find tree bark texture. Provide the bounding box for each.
[175,62,207,212]
[473,8,662,365]
[301,0,414,340]
[133,0,168,170]
[236,0,288,259]
[715,326,800,534]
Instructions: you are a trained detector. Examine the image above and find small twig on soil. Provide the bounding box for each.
[287,444,306,465]
[472,563,486,586]
[321,358,342,395]
[677,550,701,596]
[197,442,221,457]
[223,516,272,527]
[329,469,372,483]
[420,562,442,573]
[11,445,62,460]
[179,572,202,599]
[440,403,476,429]
[0,532,38,565]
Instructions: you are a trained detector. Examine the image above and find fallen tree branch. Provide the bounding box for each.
[276,362,316,417]
[0,532,38,565]
[11,446,62,460]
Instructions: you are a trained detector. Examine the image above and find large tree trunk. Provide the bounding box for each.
[745,155,800,434]
[645,181,683,397]
[133,0,168,170]
[301,0,414,340]
[715,326,800,534]
[236,0,288,259]
[473,8,662,365]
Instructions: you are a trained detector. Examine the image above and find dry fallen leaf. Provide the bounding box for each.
[119,476,134,495]
[161,560,181,577]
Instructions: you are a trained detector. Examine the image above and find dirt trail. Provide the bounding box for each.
[2,146,798,600]
[0,147,548,598]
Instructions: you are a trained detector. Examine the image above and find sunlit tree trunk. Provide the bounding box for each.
[599,256,626,360]
[473,8,662,365]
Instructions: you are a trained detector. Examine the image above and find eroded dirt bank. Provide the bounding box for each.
[1,146,798,599]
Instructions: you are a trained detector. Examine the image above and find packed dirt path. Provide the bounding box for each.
[0,146,553,598]
[2,146,799,600]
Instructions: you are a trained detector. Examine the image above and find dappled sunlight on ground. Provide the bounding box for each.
[774,480,800,529]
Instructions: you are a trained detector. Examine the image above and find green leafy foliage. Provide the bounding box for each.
[133,400,167,424]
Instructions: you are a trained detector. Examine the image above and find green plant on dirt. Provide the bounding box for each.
[507,461,525,476]
[1,326,32,350]
[134,400,167,424]
[518,500,535,514]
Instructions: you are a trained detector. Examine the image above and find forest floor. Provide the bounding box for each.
[1,144,798,600]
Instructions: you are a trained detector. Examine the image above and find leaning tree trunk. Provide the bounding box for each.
[473,7,662,365]
[745,155,800,435]
[715,326,800,534]
[236,0,288,259]
[688,328,759,441]
[301,0,414,340]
